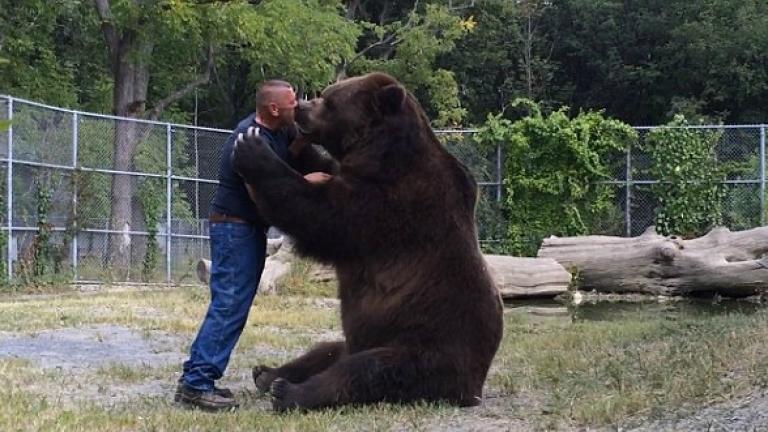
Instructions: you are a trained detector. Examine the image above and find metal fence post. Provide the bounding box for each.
[495,143,502,202]
[625,143,632,237]
[6,97,12,282]
[166,124,172,284]
[760,125,766,226]
[194,129,202,258]
[72,112,79,281]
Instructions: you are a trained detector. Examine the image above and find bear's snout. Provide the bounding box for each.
[295,100,316,135]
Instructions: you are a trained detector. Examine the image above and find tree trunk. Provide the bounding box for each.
[107,36,152,277]
[538,226,768,297]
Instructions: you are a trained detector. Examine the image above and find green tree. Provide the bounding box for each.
[666,0,768,124]
[85,0,358,269]
[344,2,472,126]
[542,0,768,125]
[0,0,81,106]
[438,0,559,125]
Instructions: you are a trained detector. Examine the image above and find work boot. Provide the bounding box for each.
[176,378,233,399]
[174,383,239,412]
[213,386,234,399]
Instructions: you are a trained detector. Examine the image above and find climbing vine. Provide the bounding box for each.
[0,178,6,282]
[33,176,53,277]
[138,178,163,282]
[475,99,636,256]
[642,115,725,237]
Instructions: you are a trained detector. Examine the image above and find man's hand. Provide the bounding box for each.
[289,134,310,158]
[304,172,332,184]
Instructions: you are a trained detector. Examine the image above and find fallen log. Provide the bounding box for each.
[196,236,288,294]
[538,226,768,296]
[197,249,572,299]
[484,255,571,299]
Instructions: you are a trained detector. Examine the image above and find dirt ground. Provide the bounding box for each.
[619,392,768,432]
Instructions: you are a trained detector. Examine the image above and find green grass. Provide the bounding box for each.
[94,363,178,384]
[277,258,337,298]
[0,393,460,432]
[1,282,768,430]
[495,308,768,426]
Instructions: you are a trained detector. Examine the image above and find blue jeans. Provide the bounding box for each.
[181,222,267,391]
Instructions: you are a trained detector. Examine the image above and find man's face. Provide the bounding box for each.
[269,87,298,128]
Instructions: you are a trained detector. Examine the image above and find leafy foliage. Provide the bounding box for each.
[138,178,163,282]
[32,177,53,277]
[349,3,471,126]
[16,173,73,285]
[476,99,635,255]
[642,116,725,237]
[1,0,768,127]
[0,1,80,106]
[239,0,361,94]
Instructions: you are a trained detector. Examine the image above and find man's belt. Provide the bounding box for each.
[209,212,250,224]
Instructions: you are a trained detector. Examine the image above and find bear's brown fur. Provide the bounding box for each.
[233,72,503,411]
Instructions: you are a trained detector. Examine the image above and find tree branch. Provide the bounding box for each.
[338,0,420,79]
[146,44,215,120]
[347,33,399,66]
[93,0,119,68]
[210,56,234,111]
[345,0,364,20]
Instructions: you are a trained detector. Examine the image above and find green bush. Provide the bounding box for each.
[642,116,725,237]
[476,99,636,256]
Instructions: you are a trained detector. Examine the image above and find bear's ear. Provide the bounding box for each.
[375,84,406,115]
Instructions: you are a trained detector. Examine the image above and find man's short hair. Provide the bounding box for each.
[255,80,293,111]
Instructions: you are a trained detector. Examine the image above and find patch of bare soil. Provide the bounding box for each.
[0,325,181,371]
[0,325,182,406]
[617,391,768,432]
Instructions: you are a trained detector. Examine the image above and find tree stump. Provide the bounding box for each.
[538,226,768,296]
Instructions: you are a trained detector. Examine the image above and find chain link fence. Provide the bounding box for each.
[618,126,766,237]
[0,95,764,284]
[0,96,232,284]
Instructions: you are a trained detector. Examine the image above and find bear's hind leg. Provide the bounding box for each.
[271,346,468,411]
[253,341,346,393]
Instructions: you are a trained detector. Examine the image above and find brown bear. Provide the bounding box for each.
[232,72,503,411]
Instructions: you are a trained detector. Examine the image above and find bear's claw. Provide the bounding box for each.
[252,365,277,394]
[270,378,301,411]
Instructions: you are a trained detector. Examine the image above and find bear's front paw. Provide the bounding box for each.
[252,365,278,394]
[271,378,302,412]
[232,126,278,178]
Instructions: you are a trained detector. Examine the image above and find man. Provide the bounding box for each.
[175,80,331,411]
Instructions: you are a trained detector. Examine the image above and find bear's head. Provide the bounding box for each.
[295,72,422,160]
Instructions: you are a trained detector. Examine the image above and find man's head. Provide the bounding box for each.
[254,80,297,130]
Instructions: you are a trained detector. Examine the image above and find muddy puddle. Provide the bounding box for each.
[505,295,768,323]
